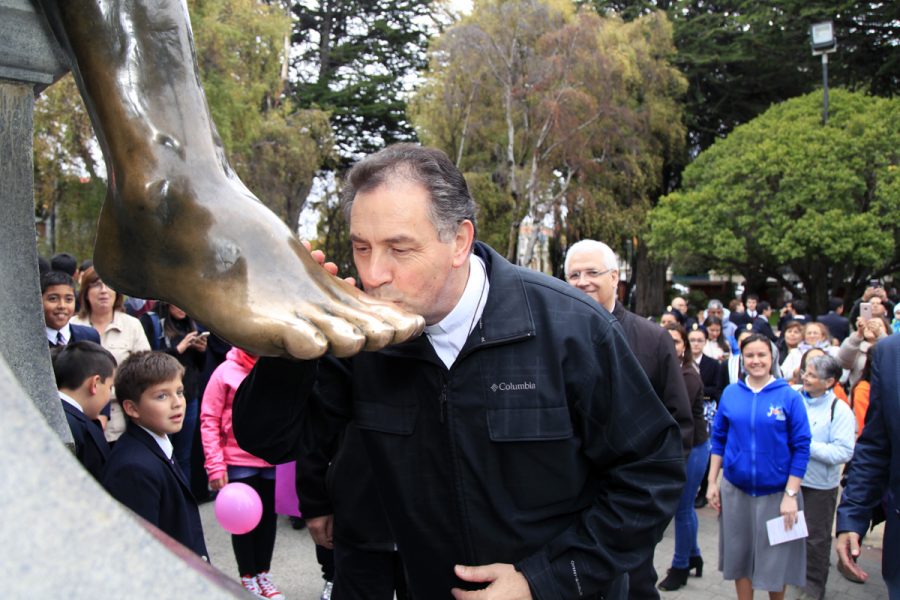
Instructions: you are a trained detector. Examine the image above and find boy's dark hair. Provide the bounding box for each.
[52,341,117,390]
[758,300,771,312]
[38,256,51,277]
[115,351,184,405]
[50,252,78,277]
[41,271,76,294]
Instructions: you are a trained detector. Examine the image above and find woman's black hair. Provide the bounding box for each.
[703,316,730,354]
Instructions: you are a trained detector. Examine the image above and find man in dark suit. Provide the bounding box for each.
[102,351,207,560]
[750,301,778,343]
[52,341,116,481]
[835,333,900,597]
[566,239,692,600]
[41,271,101,347]
[817,297,850,344]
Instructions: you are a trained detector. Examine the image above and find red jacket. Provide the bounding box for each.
[200,348,270,482]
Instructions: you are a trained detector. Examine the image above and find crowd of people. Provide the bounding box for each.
[38,144,898,600]
[657,287,897,599]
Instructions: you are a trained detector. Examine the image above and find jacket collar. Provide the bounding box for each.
[802,388,835,408]
[124,425,193,494]
[380,242,535,360]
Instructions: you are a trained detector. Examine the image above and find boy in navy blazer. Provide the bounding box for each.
[52,341,116,481]
[41,271,101,347]
[102,351,208,560]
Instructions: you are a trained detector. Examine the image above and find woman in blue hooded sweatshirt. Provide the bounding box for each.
[707,333,812,600]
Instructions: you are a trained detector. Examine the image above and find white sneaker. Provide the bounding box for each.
[240,575,264,599]
[320,580,333,600]
[255,571,285,600]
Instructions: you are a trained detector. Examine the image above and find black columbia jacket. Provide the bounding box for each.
[234,243,683,599]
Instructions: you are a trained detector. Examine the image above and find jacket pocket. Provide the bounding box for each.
[487,406,579,510]
[487,406,574,441]
[354,400,418,435]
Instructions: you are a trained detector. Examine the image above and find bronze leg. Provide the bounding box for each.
[34,0,423,358]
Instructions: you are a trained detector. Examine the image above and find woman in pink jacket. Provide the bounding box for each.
[201,348,283,600]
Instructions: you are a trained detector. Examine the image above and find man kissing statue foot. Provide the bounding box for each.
[36,0,424,358]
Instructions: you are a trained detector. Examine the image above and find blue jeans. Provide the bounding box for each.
[672,440,710,568]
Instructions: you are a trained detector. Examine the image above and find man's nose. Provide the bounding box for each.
[362,251,393,288]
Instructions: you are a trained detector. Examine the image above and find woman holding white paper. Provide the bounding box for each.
[707,333,812,600]
[798,355,855,600]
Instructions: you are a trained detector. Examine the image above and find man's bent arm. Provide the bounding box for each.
[835,342,892,538]
[232,356,324,465]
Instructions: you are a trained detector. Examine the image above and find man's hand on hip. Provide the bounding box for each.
[451,563,532,600]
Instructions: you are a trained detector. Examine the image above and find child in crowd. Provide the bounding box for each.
[102,351,208,560]
[52,341,117,481]
[41,271,100,347]
[200,347,283,599]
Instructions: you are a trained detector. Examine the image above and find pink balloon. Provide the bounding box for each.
[214,482,263,534]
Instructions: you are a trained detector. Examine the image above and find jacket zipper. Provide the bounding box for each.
[439,383,448,423]
[750,391,758,492]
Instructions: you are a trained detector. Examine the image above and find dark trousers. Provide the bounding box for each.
[231,475,277,577]
[333,543,407,600]
[627,553,659,600]
[316,544,335,582]
[802,486,838,600]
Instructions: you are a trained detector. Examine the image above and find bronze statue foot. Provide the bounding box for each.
[37,0,424,358]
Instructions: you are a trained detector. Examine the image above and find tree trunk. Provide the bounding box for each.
[633,239,666,317]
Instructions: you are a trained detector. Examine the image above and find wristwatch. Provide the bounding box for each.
[784,488,798,497]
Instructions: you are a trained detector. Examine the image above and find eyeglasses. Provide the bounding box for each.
[799,370,819,379]
[567,268,612,282]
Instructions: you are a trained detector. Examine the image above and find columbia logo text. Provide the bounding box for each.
[490,381,536,392]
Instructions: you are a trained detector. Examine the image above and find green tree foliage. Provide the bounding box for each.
[190,0,335,229]
[647,89,900,315]
[33,75,101,260]
[410,1,686,275]
[288,0,435,160]
[589,1,900,152]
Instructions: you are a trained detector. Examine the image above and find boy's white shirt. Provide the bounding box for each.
[59,391,83,413]
[46,323,72,345]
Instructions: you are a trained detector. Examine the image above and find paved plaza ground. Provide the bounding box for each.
[199,497,888,599]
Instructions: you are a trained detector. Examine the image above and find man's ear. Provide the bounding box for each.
[121,398,140,419]
[452,220,475,268]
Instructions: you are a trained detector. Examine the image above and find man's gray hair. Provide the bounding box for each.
[707,299,724,310]
[341,143,477,242]
[564,240,619,276]
[806,354,842,383]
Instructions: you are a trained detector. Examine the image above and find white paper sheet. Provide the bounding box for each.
[766,510,809,546]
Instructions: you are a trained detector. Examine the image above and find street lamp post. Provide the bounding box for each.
[810,21,837,124]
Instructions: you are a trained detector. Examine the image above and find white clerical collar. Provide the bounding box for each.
[46,323,72,345]
[425,254,489,369]
[59,391,83,413]
[138,425,174,459]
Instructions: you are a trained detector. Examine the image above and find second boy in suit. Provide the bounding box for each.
[52,341,116,481]
[102,351,208,560]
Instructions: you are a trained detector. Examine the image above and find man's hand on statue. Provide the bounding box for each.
[306,515,334,549]
[302,240,356,287]
[451,563,533,600]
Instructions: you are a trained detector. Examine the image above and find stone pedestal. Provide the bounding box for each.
[0,0,71,444]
